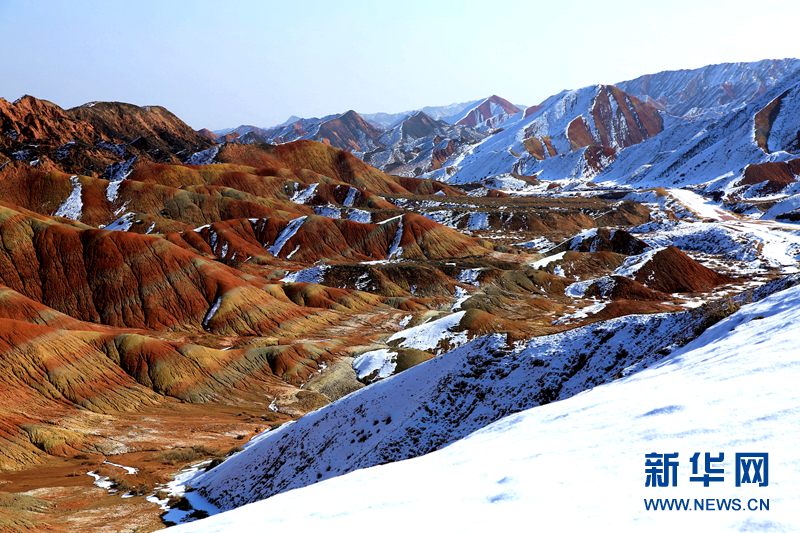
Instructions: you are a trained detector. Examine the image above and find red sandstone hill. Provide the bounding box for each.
[313,110,384,152]
[182,212,490,264]
[0,95,215,179]
[631,246,734,293]
[66,101,214,157]
[737,159,800,196]
[198,128,218,140]
[0,202,317,334]
[565,85,663,152]
[213,141,465,196]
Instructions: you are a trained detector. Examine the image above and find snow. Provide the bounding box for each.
[54,175,83,220]
[87,471,114,490]
[285,245,301,260]
[466,212,490,230]
[531,251,566,269]
[165,282,800,531]
[347,209,372,223]
[185,146,219,166]
[387,219,404,259]
[457,268,481,286]
[450,286,470,311]
[352,349,397,380]
[106,180,122,204]
[86,460,138,494]
[203,297,222,328]
[104,212,136,232]
[554,301,608,323]
[105,156,138,182]
[268,216,307,257]
[387,310,467,354]
[378,214,404,225]
[566,228,598,250]
[290,183,318,204]
[763,195,800,221]
[342,187,359,207]
[313,205,341,219]
[151,461,221,524]
[517,236,555,250]
[632,220,800,274]
[564,278,595,298]
[421,209,467,229]
[281,266,328,284]
[353,271,370,290]
[104,460,138,475]
[668,188,729,220]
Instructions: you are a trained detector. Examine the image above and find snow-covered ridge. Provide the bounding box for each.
[166,279,800,531]
[186,275,799,512]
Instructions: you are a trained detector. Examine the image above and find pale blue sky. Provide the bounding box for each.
[2,0,799,129]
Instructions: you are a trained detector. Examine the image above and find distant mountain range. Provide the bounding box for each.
[200,59,800,207]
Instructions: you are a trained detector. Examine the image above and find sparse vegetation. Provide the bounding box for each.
[150,445,220,465]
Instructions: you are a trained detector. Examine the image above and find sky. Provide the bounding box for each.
[2,0,799,130]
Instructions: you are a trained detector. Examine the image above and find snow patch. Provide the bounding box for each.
[290,184,318,204]
[387,311,467,354]
[54,175,83,220]
[353,349,398,380]
[269,216,307,257]
[203,297,222,328]
[104,212,136,232]
[281,266,328,284]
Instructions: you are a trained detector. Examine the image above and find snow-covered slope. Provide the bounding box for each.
[419,60,800,199]
[615,58,800,118]
[421,83,668,184]
[595,70,800,195]
[167,280,800,531]
[179,276,796,512]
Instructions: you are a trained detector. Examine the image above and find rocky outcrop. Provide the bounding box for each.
[566,86,663,152]
[66,101,214,157]
[753,90,790,153]
[550,228,650,255]
[631,246,733,293]
[738,159,800,195]
[455,95,521,128]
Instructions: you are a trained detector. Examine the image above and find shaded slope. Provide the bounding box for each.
[66,101,213,158]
